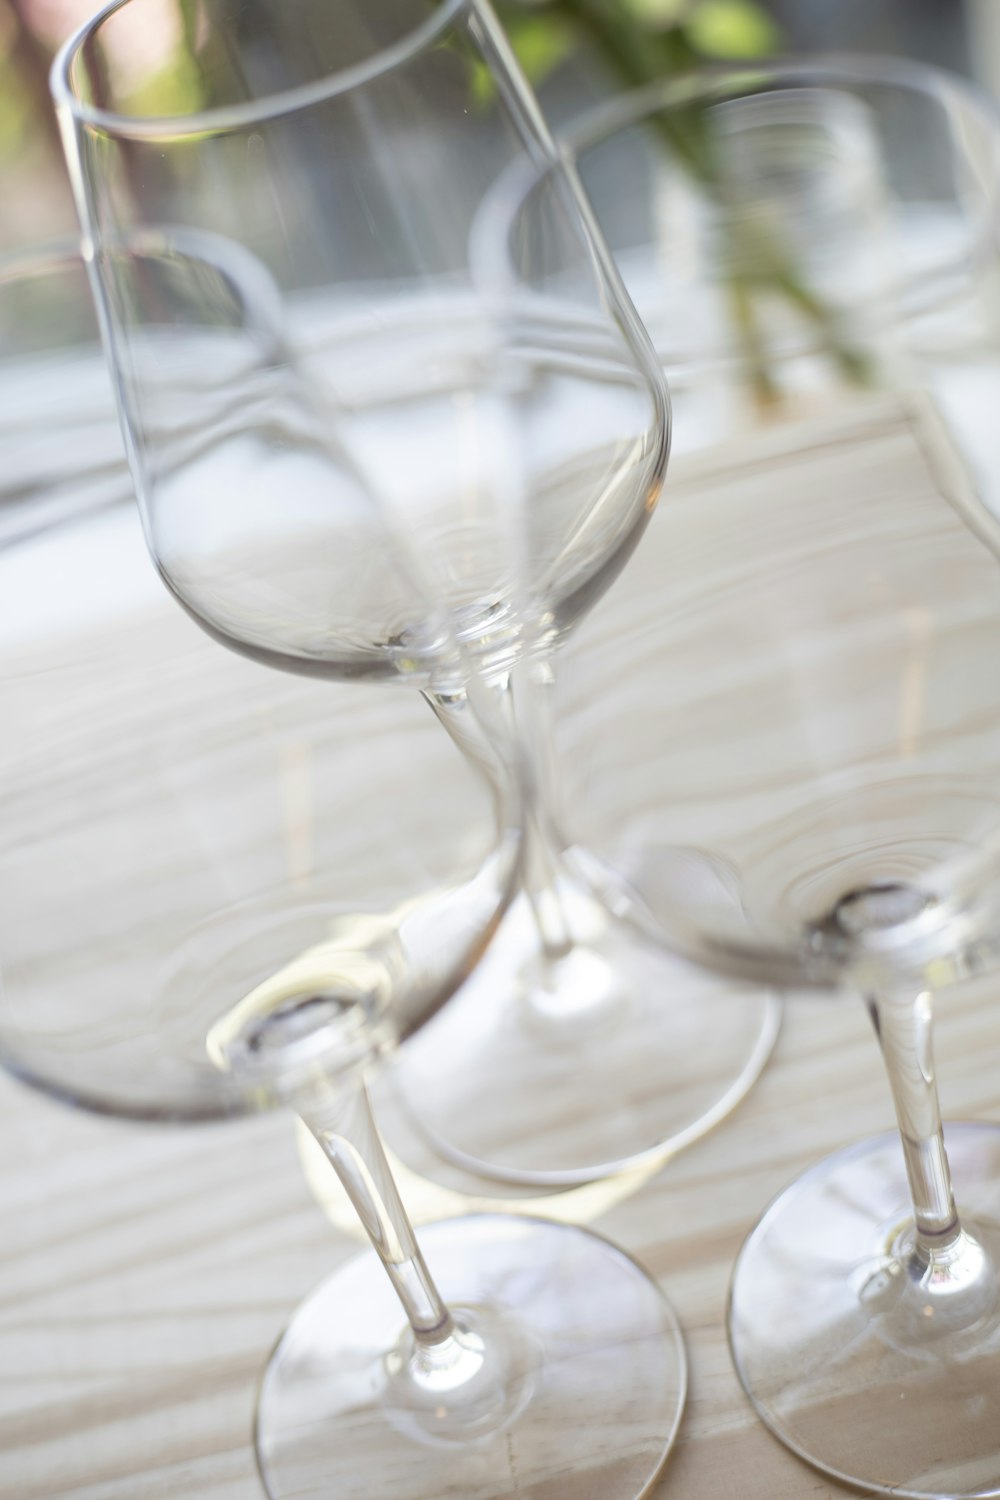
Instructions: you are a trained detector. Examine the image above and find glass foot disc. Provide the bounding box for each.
[390,889,780,1187]
[729,1123,1000,1499]
[256,1213,686,1500]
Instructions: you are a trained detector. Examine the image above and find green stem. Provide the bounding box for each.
[539,0,872,397]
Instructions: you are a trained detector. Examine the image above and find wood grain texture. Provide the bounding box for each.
[4,395,1000,1497]
[5,973,1000,1499]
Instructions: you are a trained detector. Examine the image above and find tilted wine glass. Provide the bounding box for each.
[0,242,658,1500]
[1,241,504,1125]
[540,58,1000,1498]
[50,6,690,1496]
[54,0,776,1191]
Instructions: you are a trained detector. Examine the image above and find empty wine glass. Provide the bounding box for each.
[540,59,1000,1497]
[50,5,689,1495]
[54,0,778,1191]
[0,240,522,1124]
[0,238,683,1497]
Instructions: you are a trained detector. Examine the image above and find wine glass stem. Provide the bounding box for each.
[866,980,961,1252]
[495,662,577,958]
[297,1080,454,1343]
[427,667,575,961]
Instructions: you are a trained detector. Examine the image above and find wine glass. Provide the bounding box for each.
[537,59,1000,1498]
[0,240,521,1125]
[55,0,776,1191]
[0,239,683,1496]
[0,256,529,1109]
[49,9,690,1498]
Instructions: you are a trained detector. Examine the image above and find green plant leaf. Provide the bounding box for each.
[120,52,206,119]
[506,13,576,82]
[618,0,689,27]
[473,9,576,104]
[685,0,780,58]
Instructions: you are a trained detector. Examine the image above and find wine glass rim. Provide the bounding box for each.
[50,0,472,140]
[478,50,1000,269]
[558,53,1000,157]
[562,54,1000,300]
[478,51,1000,381]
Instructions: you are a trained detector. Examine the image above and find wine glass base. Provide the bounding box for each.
[729,1123,1000,1499]
[389,887,780,1186]
[255,1213,686,1500]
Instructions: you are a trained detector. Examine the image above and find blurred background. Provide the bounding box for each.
[1,0,993,257]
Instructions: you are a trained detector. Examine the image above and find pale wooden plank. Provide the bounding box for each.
[3,393,1000,1500]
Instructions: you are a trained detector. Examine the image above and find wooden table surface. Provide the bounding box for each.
[5,395,1000,1498]
[4,971,1000,1500]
